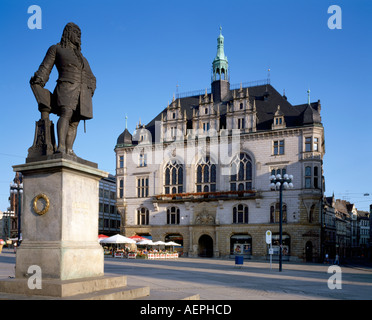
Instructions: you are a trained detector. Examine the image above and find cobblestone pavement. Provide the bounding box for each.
[1,249,371,300]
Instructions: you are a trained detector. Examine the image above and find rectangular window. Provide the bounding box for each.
[271,168,287,177]
[238,118,245,129]
[203,122,210,132]
[313,137,319,151]
[104,203,109,213]
[314,166,319,189]
[305,137,312,152]
[273,140,284,155]
[305,166,312,188]
[119,155,124,168]
[171,126,176,139]
[139,153,147,167]
[137,177,149,198]
[119,179,124,198]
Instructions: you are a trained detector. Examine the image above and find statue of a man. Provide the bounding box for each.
[30,22,96,155]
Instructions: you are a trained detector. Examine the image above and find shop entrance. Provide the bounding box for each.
[305,241,313,262]
[198,234,213,257]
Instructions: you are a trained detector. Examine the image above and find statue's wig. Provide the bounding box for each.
[60,22,81,51]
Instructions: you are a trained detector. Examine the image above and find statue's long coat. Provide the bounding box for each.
[34,43,96,120]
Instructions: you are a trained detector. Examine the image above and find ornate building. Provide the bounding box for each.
[115,29,325,261]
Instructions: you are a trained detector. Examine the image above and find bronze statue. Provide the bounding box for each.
[30,22,96,156]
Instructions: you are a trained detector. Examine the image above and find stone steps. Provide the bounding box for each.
[0,275,149,300]
[0,275,199,300]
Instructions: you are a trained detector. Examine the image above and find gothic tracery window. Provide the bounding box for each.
[230,153,252,191]
[164,160,183,194]
[196,156,216,192]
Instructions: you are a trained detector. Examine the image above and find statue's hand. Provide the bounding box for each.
[30,75,45,87]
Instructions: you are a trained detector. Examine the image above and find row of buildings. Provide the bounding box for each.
[323,196,371,260]
[1,29,371,262]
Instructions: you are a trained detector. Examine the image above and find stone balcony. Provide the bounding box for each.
[153,190,262,203]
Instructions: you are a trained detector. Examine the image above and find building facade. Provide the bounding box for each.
[115,29,325,261]
[98,174,120,236]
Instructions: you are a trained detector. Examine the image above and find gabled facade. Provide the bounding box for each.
[115,29,325,261]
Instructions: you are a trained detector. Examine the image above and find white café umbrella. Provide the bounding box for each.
[100,234,136,244]
[165,241,181,252]
[165,241,181,246]
[137,239,155,245]
[153,241,166,245]
[137,239,155,251]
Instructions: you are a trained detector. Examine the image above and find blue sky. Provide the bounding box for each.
[0,0,371,212]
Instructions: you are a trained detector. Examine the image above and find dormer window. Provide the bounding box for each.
[272,105,286,129]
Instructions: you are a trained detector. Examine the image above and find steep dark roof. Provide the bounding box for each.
[143,83,322,142]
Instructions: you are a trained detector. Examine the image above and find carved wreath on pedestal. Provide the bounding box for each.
[33,193,50,215]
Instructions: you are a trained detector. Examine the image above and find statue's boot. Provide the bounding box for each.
[56,117,69,153]
[66,121,79,156]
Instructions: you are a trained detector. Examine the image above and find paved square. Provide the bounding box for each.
[1,249,371,300]
[103,256,372,300]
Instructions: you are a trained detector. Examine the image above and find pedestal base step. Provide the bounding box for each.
[0,275,150,300]
[0,285,150,300]
[0,275,199,300]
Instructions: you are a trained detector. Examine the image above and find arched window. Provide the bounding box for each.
[164,160,183,194]
[137,207,149,225]
[270,203,287,223]
[233,204,249,224]
[230,153,252,191]
[167,206,180,225]
[196,156,216,192]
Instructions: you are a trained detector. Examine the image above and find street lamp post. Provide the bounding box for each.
[269,173,293,272]
[10,182,23,246]
[2,211,15,239]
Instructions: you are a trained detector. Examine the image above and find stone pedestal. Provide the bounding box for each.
[0,157,152,300]
[13,157,107,281]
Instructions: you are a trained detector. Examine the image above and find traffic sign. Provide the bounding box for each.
[265,230,272,244]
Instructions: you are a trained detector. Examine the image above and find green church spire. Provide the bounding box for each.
[212,27,229,82]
